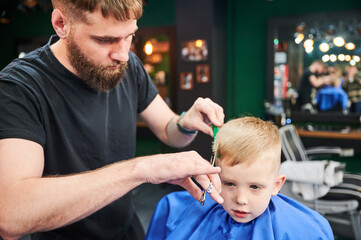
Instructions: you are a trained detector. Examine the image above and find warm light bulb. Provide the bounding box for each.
[345,42,356,50]
[333,36,345,47]
[144,41,153,55]
[295,33,304,44]
[305,46,313,53]
[338,54,345,61]
[353,55,360,62]
[322,55,330,62]
[350,60,356,66]
[319,42,330,52]
[195,39,203,48]
[303,39,314,48]
[345,55,351,61]
[330,54,337,62]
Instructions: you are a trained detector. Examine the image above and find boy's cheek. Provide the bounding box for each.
[219,189,232,202]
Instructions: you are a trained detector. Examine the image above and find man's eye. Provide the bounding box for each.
[97,39,114,44]
[250,185,259,190]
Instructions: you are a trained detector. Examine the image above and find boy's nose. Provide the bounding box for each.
[236,191,248,205]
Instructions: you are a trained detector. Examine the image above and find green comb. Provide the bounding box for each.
[212,124,219,141]
[212,124,219,158]
[200,124,220,206]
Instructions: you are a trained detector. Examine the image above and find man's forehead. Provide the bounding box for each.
[83,7,137,24]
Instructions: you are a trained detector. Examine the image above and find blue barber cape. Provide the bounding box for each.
[316,86,348,111]
[145,191,333,240]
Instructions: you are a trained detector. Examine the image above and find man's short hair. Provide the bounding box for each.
[52,0,143,23]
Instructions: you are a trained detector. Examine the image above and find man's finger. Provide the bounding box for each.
[208,173,221,193]
[194,175,224,204]
[178,177,204,202]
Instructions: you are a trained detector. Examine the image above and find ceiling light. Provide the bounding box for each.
[322,55,330,62]
[330,54,337,62]
[353,55,360,62]
[319,42,330,52]
[333,36,345,47]
[303,39,314,48]
[345,42,356,50]
[295,33,304,44]
[338,54,345,61]
[305,46,314,53]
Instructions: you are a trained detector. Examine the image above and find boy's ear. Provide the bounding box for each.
[271,174,286,196]
[51,9,69,39]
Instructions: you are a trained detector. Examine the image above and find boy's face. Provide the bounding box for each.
[219,147,285,223]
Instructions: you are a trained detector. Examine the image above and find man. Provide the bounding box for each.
[0,0,224,239]
[297,60,331,111]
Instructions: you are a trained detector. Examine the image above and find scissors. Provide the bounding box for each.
[199,124,219,206]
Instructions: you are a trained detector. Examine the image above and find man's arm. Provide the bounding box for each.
[309,75,331,88]
[139,94,195,148]
[139,95,224,148]
[0,138,220,239]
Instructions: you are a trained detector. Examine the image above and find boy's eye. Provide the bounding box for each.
[250,185,259,190]
[223,182,235,187]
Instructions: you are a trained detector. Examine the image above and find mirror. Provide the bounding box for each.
[267,10,361,126]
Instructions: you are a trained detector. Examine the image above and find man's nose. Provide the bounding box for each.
[110,41,129,62]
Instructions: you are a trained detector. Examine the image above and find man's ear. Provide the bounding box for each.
[271,174,286,196]
[51,9,69,39]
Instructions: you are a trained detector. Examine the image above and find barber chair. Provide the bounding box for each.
[278,124,361,240]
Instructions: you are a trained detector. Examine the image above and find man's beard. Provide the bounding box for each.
[66,35,128,92]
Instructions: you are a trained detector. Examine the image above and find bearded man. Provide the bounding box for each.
[0,0,224,239]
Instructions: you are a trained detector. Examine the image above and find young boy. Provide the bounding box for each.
[145,117,333,240]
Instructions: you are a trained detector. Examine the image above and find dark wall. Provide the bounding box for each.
[0,7,53,69]
[138,0,175,27]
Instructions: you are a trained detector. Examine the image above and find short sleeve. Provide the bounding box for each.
[0,79,46,145]
[128,52,158,113]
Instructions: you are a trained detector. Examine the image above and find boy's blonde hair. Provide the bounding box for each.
[213,116,280,167]
[52,0,143,23]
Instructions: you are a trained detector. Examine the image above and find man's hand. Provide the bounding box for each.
[178,97,224,137]
[139,151,224,204]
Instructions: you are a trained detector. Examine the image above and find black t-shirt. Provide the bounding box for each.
[297,70,315,106]
[0,35,158,239]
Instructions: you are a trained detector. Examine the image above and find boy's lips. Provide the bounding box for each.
[233,210,249,218]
